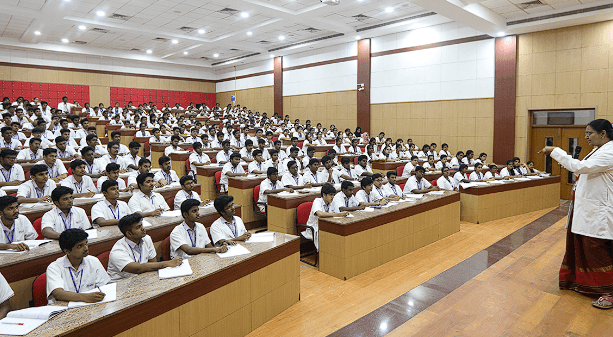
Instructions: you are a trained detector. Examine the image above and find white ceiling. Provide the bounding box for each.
[0,0,612,74]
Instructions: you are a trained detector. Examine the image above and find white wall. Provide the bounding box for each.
[0,46,216,80]
[370,22,495,104]
[215,59,274,93]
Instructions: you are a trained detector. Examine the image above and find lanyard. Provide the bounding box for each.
[345,197,349,207]
[0,166,11,182]
[2,224,13,244]
[184,223,197,247]
[391,185,399,196]
[184,191,193,199]
[59,210,73,231]
[73,177,83,193]
[226,218,237,237]
[375,186,384,197]
[312,172,317,183]
[163,171,172,184]
[107,201,120,219]
[129,243,141,263]
[33,181,45,198]
[143,193,156,207]
[85,162,94,174]
[324,203,329,213]
[293,174,299,185]
[417,180,422,190]
[68,268,83,293]
[47,164,55,178]
[365,192,370,203]
[30,150,37,160]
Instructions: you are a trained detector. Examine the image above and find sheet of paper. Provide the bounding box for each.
[277,191,299,196]
[142,220,153,228]
[0,185,19,193]
[0,317,46,336]
[513,178,531,182]
[216,244,250,258]
[527,175,543,179]
[85,229,97,239]
[75,194,104,202]
[403,193,424,198]
[459,183,479,189]
[246,232,275,243]
[381,202,397,208]
[427,191,445,195]
[159,259,193,279]
[7,306,66,320]
[12,240,52,248]
[359,207,375,212]
[67,283,117,308]
[473,182,489,186]
[487,180,506,184]
[160,210,182,217]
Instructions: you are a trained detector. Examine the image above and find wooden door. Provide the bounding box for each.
[559,127,591,200]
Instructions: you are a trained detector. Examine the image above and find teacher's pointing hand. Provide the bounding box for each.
[539,146,556,155]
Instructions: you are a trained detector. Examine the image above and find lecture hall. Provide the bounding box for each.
[0,0,612,336]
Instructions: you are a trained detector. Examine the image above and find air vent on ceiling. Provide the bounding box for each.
[211,52,261,66]
[200,57,210,60]
[357,12,437,32]
[517,0,547,10]
[73,41,87,45]
[352,14,372,21]
[508,3,613,26]
[109,13,132,20]
[257,40,272,44]
[268,33,344,52]
[91,28,109,33]
[130,48,142,52]
[301,27,321,33]
[229,48,240,51]
[179,26,196,32]
[153,37,170,42]
[218,8,239,14]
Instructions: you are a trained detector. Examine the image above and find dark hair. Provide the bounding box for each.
[321,155,331,165]
[459,164,469,173]
[506,160,516,176]
[341,180,353,190]
[386,170,396,179]
[29,164,48,176]
[118,213,143,236]
[180,175,193,186]
[321,183,336,195]
[267,167,278,176]
[59,228,88,252]
[465,150,474,157]
[171,135,181,142]
[29,137,42,145]
[107,141,119,150]
[0,126,11,134]
[106,162,120,172]
[86,134,98,142]
[129,141,141,149]
[358,155,367,162]
[193,141,202,150]
[0,149,17,157]
[286,160,297,170]
[110,131,121,138]
[55,136,66,144]
[159,155,171,165]
[136,172,154,187]
[588,119,613,139]
[51,186,73,203]
[308,158,319,167]
[101,179,118,192]
[289,146,299,154]
[252,149,262,157]
[138,158,151,166]
[181,198,201,217]
[360,177,373,188]
[230,153,241,160]
[372,173,383,180]
[415,166,425,173]
[70,159,86,170]
[456,151,464,156]
[43,148,57,156]
[0,195,18,212]
[214,195,234,216]
[81,146,93,156]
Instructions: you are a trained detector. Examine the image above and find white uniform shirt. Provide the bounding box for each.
[128,190,170,213]
[331,192,359,213]
[453,171,470,185]
[355,190,373,204]
[258,179,283,205]
[0,215,38,244]
[189,152,210,168]
[450,157,461,166]
[41,207,91,234]
[173,190,201,210]
[469,171,485,181]
[46,255,110,304]
[462,157,476,165]
[437,176,457,191]
[60,175,97,194]
[353,164,372,177]
[404,176,432,194]
[0,272,14,304]
[302,170,324,185]
[383,183,403,197]
[97,154,126,171]
[164,146,181,157]
[90,199,132,228]
[135,131,151,137]
[304,198,331,250]
[248,160,268,173]
[332,167,356,184]
[216,150,232,164]
[121,154,141,172]
[210,216,247,244]
[0,138,21,150]
[239,147,254,161]
[170,222,212,259]
[17,148,43,162]
[17,179,57,199]
[107,236,157,281]
[37,159,67,179]
[96,176,127,192]
[401,162,416,178]
[483,171,501,179]
[153,170,180,185]
[280,172,304,187]
[220,162,245,190]
[0,164,25,183]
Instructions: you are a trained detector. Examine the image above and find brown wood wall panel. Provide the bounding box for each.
[357,39,371,133]
[494,36,517,164]
[274,56,283,116]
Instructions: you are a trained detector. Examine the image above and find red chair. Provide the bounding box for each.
[297,142,304,149]
[33,218,43,239]
[32,273,47,307]
[97,251,110,270]
[185,158,193,176]
[214,171,226,195]
[25,171,30,180]
[272,136,278,142]
[165,197,175,210]
[396,166,404,177]
[354,157,358,165]
[67,167,72,176]
[161,237,171,261]
[399,183,405,191]
[296,202,317,266]
[431,179,437,186]
[253,185,267,216]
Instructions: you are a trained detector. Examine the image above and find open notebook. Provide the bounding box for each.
[0,306,66,335]
[67,283,117,308]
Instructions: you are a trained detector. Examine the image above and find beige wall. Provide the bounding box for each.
[0,64,215,106]
[283,91,357,130]
[515,20,613,160]
[217,86,274,113]
[372,98,494,158]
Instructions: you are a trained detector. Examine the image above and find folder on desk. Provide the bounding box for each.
[85,229,97,239]
[246,232,275,243]
[217,244,250,258]
[0,306,67,335]
[159,260,193,279]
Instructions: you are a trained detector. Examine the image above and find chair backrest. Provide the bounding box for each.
[67,167,72,176]
[32,218,43,240]
[214,170,222,183]
[97,251,110,270]
[25,171,30,180]
[165,197,175,210]
[297,142,304,148]
[272,136,279,142]
[361,147,366,152]
[32,273,47,307]
[399,183,405,191]
[185,158,191,171]
[431,179,437,186]
[144,141,150,152]
[353,157,358,165]
[296,202,313,225]
[211,156,217,163]
[161,237,171,261]
[253,185,260,202]
[396,166,404,177]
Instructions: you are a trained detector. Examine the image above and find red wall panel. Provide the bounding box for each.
[109,87,216,109]
[0,80,91,107]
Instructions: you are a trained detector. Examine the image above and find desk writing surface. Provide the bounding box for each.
[459,176,560,195]
[0,233,298,337]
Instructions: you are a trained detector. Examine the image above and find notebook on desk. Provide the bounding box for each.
[0,306,67,335]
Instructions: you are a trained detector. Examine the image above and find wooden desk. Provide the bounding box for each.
[228,175,267,229]
[170,152,191,177]
[372,160,408,174]
[107,124,121,136]
[1,233,298,337]
[119,129,136,146]
[133,136,149,157]
[318,192,460,280]
[460,176,560,224]
[96,119,108,138]
[151,144,193,169]
[313,145,333,157]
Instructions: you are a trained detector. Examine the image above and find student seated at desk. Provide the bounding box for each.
[239,139,255,163]
[450,151,464,167]
[439,143,451,158]
[476,152,488,165]
[356,177,387,206]
[404,166,440,194]
[0,126,21,150]
[210,195,251,245]
[500,160,518,178]
[384,171,405,199]
[80,146,104,179]
[281,147,302,175]
[91,180,132,228]
[304,183,348,250]
[189,142,211,169]
[332,156,358,183]
[526,161,540,175]
[38,148,68,183]
[346,138,360,154]
[85,134,108,158]
[123,141,142,172]
[462,150,476,165]
[46,228,110,304]
[332,180,365,212]
[135,123,150,138]
[16,164,57,205]
[354,155,373,177]
[16,137,43,164]
[285,137,304,158]
[437,167,458,191]
[128,172,170,217]
[484,164,503,180]
[371,173,395,203]
[436,155,452,170]
[41,186,91,240]
[302,158,324,186]
[453,164,471,185]
[97,163,130,193]
[332,137,346,154]
[318,156,336,185]
[280,160,310,189]
[174,175,208,210]
[216,140,232,165]
[108,213,182,282]
[170,199,228,259]
[264,149,281,172]
[154,156,180,186]
[164,135,183,157]
[0,272,13,319]
[220,153,246,193]
[127,159,159,189]
[401,156,419,178]
[210,131,224,149]
[0,196,38,251]
[258,167,292,212]
[0,149,24,186]
[301,146,316,171]
[184,128,200,144]
[248,149,268,174]
[422,155,438,171]
[96,141,126,173]
[60,159,97,198]
[469,163,487,181]
[148,128,167,144]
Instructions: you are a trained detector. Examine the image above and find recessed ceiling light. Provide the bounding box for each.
[497,32,506,37]
[78,25,86,30]
[278,35,285,40]
[198,29,205,34]
[355,36,361,40]
[270,54,275,58]
[61,38,69,43]
[385,7,394,13]
[171,39,178,44]
[213,53,219,57]
[183,51,188,55]
[146,49,152,54]
[34,31,41,35]
[240,12,249,18]
[96,10,105,16]
[247,31,253,36]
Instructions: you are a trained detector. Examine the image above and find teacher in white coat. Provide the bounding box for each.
[541,119,613,309]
